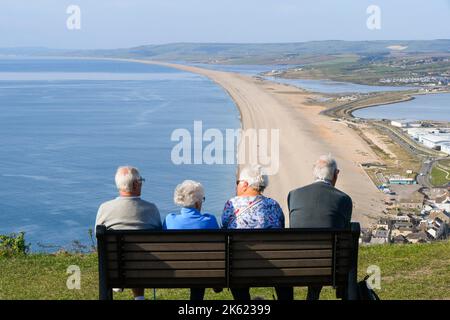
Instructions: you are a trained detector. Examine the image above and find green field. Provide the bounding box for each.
[0,241,449,300]
[431,166,450,187]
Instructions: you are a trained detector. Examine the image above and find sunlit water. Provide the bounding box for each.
[0,58,239,251]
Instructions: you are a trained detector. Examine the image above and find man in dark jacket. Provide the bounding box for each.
[288,155,353,300]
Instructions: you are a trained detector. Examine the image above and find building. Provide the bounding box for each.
[370,229,390,244]
[426,218,447,239]
[391,227,413,238]
[440,143,450,155]
[429,210,450,224]
[392,235,407,244]
[406,232,429,244]
[391,120,410,128]
[388,175,417,185]
[419,134,450,150]
[391,119,421,128]
[406,128,440,140]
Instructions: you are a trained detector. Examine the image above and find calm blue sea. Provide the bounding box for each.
[0,58,239,251]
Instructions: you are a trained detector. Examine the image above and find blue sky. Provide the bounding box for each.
[0,0,449,49]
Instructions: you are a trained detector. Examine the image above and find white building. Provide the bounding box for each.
[406,128,439,140]
[391,119,421,128]
[419,134,450,149]
[391,120,410,128]
[440,142,450,155]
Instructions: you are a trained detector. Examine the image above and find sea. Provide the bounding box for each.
[0,57,240,251]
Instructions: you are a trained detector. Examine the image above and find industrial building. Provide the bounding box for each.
[418,134,450,150]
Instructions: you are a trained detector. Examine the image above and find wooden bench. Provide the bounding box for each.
[96,223,360,300]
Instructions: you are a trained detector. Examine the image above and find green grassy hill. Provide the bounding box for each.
[0,241,449,300]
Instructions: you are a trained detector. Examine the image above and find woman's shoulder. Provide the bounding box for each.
[258,195,277,204]
[225,196,240,204]
[199,212,219,228]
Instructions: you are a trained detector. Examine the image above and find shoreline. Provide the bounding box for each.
[109,58,385,227]
[36,56,385,227]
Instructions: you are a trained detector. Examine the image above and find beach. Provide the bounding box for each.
[120,59,385,227]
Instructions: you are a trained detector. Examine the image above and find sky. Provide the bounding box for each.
[0,0,449,49]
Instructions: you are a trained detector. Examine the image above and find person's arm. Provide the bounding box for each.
[154,206,163,230]
[210,215,220,229]
[287,191,291,212]
[274,202,285,228]
[94,205,105,235]
[343,195,353,226]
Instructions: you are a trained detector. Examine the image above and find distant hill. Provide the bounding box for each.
[1,40,449,64]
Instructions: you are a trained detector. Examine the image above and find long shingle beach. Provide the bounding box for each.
[120,59,385,227]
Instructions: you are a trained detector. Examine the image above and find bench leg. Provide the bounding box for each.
[343,268,358,300]
[100,287,113,300]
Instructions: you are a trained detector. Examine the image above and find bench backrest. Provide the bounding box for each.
[96,223,360,299]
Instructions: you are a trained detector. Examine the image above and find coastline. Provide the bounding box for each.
[103,58,385,227]
[57,56,386,226]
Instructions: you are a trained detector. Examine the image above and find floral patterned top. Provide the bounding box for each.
[221,195,285,229]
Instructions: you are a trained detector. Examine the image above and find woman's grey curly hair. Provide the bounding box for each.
[238,164,268,193]
[173,180,205,208]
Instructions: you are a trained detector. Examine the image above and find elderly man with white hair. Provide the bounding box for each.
[288,155,353,300]
[221,164,292,301]
[95,166,162,300]
[164,180,219,300]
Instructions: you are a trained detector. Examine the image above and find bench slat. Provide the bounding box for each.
[232,267,332,277]
[109,269,225,279]
[108,260,225,270]
[107,242,225,252]
[108,251,226,261]
[231,233,334,241]
[106,234,225,243]
[232,241,333,251]
[232,249,334,260]
[232,258,332,269]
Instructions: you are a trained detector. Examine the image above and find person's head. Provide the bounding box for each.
[174,180,205,211]
[115,166,145,197]
[236,164,268,197]
[313,155,340,186]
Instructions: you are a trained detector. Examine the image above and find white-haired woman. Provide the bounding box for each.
[163,180,219,300]
[222,165,284,229]
[221,165,292,300]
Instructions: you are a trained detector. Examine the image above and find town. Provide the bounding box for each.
[361,119,450,245]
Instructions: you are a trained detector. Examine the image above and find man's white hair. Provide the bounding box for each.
[115,166,142,192]
[239,164,268,192]
[313,155,338,182]
[174,180,205,208]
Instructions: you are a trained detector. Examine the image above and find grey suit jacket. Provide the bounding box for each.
[288,182,352,229]
[95,196,162,231]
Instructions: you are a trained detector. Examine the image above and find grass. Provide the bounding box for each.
[431,166,450,187]
[0,241,449,300]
